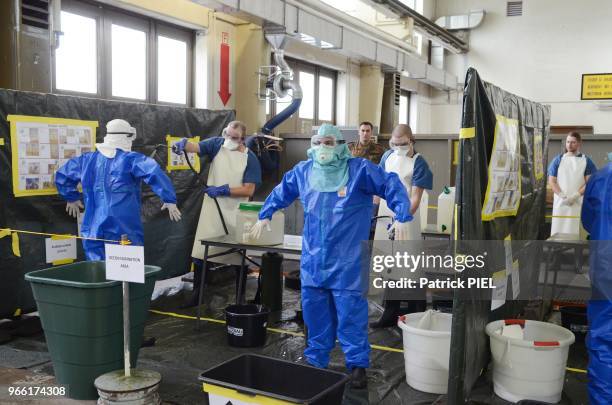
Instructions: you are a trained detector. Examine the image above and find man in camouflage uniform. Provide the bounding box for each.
[348,121,385,164]
[349,122,385,239]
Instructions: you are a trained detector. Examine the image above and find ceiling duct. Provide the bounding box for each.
[371,0,469,53]
[435,10,485,31]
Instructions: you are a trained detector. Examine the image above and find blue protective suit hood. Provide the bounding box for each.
[306,124,351,192]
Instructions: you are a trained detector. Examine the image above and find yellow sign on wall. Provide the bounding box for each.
[581,73,612,100]
[166,135,200,172]
[7,115,98,197]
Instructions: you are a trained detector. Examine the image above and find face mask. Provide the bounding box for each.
[312,145,336,165]
[392,144,412,155]
[223,138,240,151]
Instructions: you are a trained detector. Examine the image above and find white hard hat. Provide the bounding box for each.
[106,119,136,139]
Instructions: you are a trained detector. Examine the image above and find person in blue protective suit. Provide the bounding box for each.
[55,119,181,260]
[172,120,262,307]
[248,124,412,389]
[581,153,612,404]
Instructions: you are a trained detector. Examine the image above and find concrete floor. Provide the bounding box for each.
[0,272,589,404]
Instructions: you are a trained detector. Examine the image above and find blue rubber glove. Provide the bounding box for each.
[204,184,231,198]
[172,138,189,155]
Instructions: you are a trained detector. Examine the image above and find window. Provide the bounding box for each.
[111,24,147,100]
[318,76,333,122]
[158,36,188,104]
[272,58,337,126]
[298,72,315,119]
[399,91,410,125]
[54,0,193,106]
[55,11,97,94]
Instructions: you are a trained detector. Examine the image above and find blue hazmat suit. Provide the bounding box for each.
[581,162,612,404]
[258,158,412,369]
[55,150,177,260]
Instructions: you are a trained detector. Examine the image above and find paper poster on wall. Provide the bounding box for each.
[533,128,544,180]
[481,115,521,221]
[166,135,200,172]
[491,269,508,310]
[504,235,520,299]
[7,115,98,197]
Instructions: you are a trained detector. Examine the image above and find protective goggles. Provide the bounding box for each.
[389,139,414,148]
[311,136,345,147]
[222,128,244,143]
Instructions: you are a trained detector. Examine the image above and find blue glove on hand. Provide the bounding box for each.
[172,138,189,155]
[204,184,231,198]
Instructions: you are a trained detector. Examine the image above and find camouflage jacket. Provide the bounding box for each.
[348,141,385,164]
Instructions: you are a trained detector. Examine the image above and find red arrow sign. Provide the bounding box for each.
[218,41,231,105]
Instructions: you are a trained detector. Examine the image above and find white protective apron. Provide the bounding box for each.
[550,153,587,236]
[191,146,249,264]
[373,152,424,299]
[374,152,422,241]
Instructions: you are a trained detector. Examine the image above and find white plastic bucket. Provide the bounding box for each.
[485,319,575,403]
[398,310,452,394]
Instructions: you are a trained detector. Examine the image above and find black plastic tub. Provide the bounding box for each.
[225,304,270,347]
[199,354,349,404]
[560,305,588,341]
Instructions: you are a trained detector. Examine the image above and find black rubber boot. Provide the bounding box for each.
[350,368,368,389]
[370,300,401,329]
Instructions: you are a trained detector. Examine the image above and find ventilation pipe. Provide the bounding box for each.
[260,32,303,135]
[435,10,485,30]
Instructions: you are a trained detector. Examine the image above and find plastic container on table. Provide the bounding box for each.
[436,186,455,234]
[235,202,284,245]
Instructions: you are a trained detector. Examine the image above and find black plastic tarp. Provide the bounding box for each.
[0,88,234,318]
[448,68,550,403]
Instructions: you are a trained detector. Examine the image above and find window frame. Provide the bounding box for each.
[103,9,150,102]
[270,57,337,127]
[52,0,103,97]
[52,0,194,106]
[154,23,194,106]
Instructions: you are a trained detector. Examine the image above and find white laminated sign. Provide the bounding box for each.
[105,243,145,283]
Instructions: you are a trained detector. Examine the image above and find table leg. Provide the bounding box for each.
[237,249,247,305]
[540,245,552,320]
[551,249,560,305]
[196,244,209,331]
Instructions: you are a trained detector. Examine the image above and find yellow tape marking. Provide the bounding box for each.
[150,310,403,353]
[459,127,475,139]
[52,259,75,266]
[0,138,4,145]
[12,232,20,257]
[0,228,128,245]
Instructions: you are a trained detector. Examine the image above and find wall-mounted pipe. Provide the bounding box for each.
[260,34,302,135]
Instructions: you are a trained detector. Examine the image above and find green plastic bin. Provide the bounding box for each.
[25,261,160,400]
